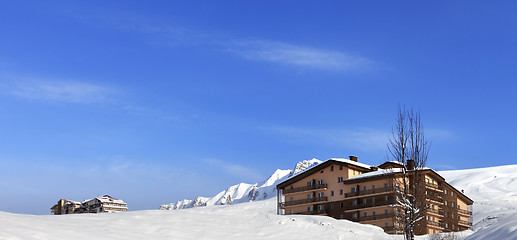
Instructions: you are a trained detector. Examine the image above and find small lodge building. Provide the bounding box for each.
[51,195,127,214]
[276,156,473,235]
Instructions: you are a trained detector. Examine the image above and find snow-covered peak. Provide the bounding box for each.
[160,158,321,210]
[291,158,322,176]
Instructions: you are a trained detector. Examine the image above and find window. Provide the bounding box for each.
[385,209,388,214]
[352,213,358,219]
[384,183,388,188]
[318,205,325,211]
[352,200,357,206]
[331,191,334,196]
[385,222,389,227]
[340,189,343,195]
[331,166,334,171]
[290,209,294,214]
[308,194,313,199]
[451,191,454,196]
[452,224,455,230]
[318,192,324,198]
[384,195,388,202]
[290,185,294,189]
[290,197,293,201]
[452,213,455,219]
[364,212,367,217]
[308,206,313,212]
[340,202,344,208]
[446,223,449,228]
[351,187,356,192]
[308,182,313,187]
[372,197,375,204]
[452,202,455,208]
[340,165,343,170]
[363,198,367,204]
[338,177,344,183]
[444,189,448,195]
[445,211,448,217]
[372,184,375,190]
[330,203,334,209]
[445,200,448,206]
[372,211,376,216]
[363,186,367,191]
[320,170,324,173]
[340,215,344,219]
[318,180,324,185]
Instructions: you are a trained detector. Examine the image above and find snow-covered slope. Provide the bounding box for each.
[160,159,322,210]
[438,164,517,240]
[0,198,401,240]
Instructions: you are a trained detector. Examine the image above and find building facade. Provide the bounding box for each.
[51,195,127,214]
[276,157,473,235]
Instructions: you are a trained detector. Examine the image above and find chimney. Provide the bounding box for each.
[407,159,415,170]
[349,155,358,162]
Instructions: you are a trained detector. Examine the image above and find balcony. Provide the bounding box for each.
[345,199,396,211]
[344,187,395,198]
[282,196,328,207]
[426,195,444,204]
[353,213,399,222]
[458,220,473,227]
[458,209,473,216]
[427,220,444,228]
[425,182,442,191]
[283,184,328,195]
[426,208,444,216]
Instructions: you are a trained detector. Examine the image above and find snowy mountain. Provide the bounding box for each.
[2,162,517,239]
[437,164,517,240]
[160,159,322,210]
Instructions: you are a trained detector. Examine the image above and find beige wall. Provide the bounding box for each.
[286,164,367,202]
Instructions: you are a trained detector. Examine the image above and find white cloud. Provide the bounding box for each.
[225,40,373,72]
[264,126,390,151]
[71,14,374,73]
[2,79,117,104]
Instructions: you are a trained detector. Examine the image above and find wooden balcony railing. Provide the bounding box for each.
[344,187,395,198]
[425,182,441,189]
[458,209,473,216]
[426,195,444,203]
[347,199,396,211]
[355,213,397,222]
[427,208,444,215]
[283,196,328,207]
[427,220,444,228]
[283,184,328,194]
[458,220,473,226]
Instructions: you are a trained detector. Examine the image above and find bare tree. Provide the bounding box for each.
[388,106,430,240]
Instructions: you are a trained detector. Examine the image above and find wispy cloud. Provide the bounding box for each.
[69,13,374,73]
[204,158,263,181]
[264,126,390,151]
[2,78,117,104]
[225,40,373,72]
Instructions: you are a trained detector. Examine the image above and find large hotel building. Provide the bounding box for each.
[276,156,473,235]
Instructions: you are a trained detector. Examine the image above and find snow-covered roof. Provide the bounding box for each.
[346,168,402,181]
[96,195,126,204]
[329,158,372,169]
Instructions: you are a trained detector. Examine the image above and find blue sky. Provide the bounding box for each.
[1,1,516,214]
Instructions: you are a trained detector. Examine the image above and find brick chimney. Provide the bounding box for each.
[349,155,358,162]
[407,159,415,170]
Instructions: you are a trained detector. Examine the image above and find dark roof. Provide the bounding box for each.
[276,159,373,189]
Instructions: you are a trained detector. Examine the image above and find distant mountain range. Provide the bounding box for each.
[160,159,322,210]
